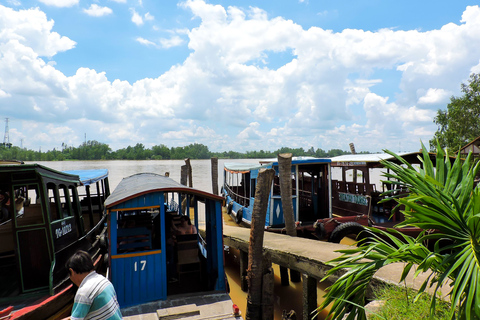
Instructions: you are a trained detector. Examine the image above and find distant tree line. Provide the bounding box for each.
[0,141,358,161]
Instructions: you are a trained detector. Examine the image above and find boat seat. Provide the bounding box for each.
[117,226,152,252]
[176,234,201,278]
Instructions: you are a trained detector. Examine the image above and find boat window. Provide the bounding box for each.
[272,172,296,196]
[15,184,44,227]
[250,179,256,198]
[58,185,73,217]
[116,209,159,253]
[0,184,12,224]
[47,183,61,222]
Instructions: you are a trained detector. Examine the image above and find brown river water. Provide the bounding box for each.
[31,159,346,320]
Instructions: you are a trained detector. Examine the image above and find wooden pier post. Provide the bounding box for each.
[181,165,188,186]
[246,168,275,320]
[211,157,218,195]
[180,165,188,214]
[280,266,289,286]
[262,255,274,320]
[302,274,317,320]
[278,153,301,283]
[185,158,193,187]
[240,250,248,292]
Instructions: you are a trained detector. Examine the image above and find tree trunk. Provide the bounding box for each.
[279,153,301,282]
[211,157,218,195]
[278,153,296,237]
[246,168,275,320]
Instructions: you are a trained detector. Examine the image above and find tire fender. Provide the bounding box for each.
[329,222,365,243]
[313,221,325,240]
[235,207,243,225]
[227,201,233,216]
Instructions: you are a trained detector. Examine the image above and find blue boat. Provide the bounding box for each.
[0,165,110,319]
[222,157,339,237]
[104,173,232,315]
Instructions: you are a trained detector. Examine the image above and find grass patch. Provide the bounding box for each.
[368,285,451,320]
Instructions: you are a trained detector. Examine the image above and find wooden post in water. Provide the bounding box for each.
[240,250,248,292]
[185,158,193,187]
[302,274,317,320]
[180,165,188,214]
[278,153,301,283]
[211,157,218,195]
[246,168,275,320]
[180,165,187,186]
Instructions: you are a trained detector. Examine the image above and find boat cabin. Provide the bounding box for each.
[223,157,331,228]
[104,173,226,309]
[0,164,110,317]
[330,152,432,225]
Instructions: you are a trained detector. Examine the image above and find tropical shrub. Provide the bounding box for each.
[317,142,480,320]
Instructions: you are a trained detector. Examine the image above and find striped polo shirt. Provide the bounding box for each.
[71,271,122,320]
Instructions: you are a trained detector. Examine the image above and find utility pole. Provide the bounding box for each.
[3,118,12,148]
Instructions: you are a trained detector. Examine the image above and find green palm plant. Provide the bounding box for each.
[317,142,480,320]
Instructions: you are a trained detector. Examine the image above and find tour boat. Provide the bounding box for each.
[329,152,440,238]
[222,157,369,242]
[0,164,110,319]
[105,173,239,318]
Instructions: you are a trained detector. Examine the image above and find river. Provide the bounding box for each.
[31,159,349,320]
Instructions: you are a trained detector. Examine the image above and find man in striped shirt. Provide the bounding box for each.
[66,251,122,320]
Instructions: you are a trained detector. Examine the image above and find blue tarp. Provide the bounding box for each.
[63,169,109,186]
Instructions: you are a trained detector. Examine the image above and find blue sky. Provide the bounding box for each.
[1,0,480,153]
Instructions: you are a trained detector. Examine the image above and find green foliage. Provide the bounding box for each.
[0,141,353,161]
[369,285,451,320]
[431,73,480,151]
[318,141,480,320]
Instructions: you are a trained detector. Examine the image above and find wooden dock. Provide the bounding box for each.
[221,225,449,319]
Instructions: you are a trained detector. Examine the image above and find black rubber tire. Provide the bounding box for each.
[313,221,325,240]
[227,201,233,216]
[235,207,243,225]
[329,222,366,243]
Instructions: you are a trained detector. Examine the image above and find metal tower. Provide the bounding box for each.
[3,118,12,148]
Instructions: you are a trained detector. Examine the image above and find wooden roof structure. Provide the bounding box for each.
[458,136,480,156]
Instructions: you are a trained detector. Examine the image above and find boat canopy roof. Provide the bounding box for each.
[0,163,81,184]
[329,151,444,168]
[63,169,109,186]
[269,156,331,166]
[105,172,224,209]
[224,162,264,173]
[330,153,412,163]
[225,157,331,173]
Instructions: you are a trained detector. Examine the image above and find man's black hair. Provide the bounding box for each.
[65,250,94,274]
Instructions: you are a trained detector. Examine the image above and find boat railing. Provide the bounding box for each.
[332,180,376,195]
[223,184,250,207]
[298,190,312,208]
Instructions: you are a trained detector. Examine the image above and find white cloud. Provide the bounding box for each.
[38,0,79,7]
[0,89,11,98]
[136,37,156,47]
[417,88,450,105]
[0,6,76,57]
[160,36,184,49]
[2,2,480,152]
[110,0,127,3]
[130,8,143,26]
[144,12,154,21]
[83,4,113,17]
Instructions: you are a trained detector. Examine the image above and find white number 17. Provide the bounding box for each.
[134,260,146,271]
